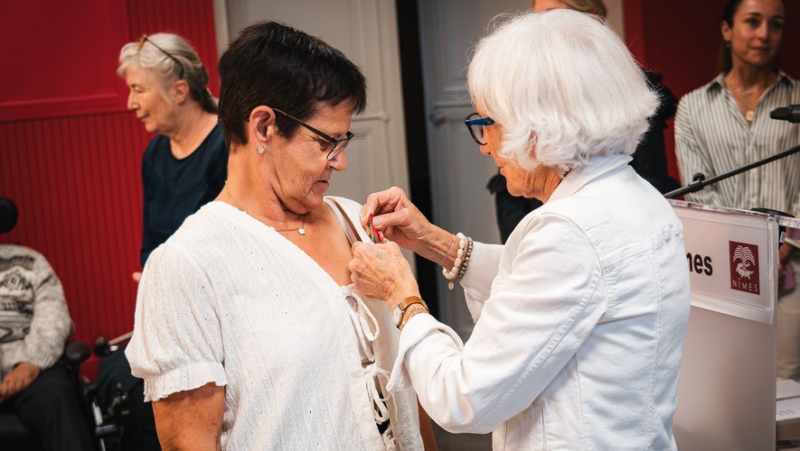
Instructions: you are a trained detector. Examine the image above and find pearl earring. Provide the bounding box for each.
[257,145,266,155]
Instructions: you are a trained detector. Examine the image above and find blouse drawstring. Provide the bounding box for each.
[343,286,395,431]
[344,286,380,361]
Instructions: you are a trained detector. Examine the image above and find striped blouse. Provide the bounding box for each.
[674,72,800,218]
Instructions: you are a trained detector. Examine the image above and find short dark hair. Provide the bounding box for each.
[218,22,367,148]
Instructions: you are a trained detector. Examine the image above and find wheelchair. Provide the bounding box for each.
[0,340,99,451]
[0,198,147,450]
[0,332,158,451]
[91,331,161,451]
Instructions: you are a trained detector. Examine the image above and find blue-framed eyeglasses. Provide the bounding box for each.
[272,108,354,161]
[465,113,496,146]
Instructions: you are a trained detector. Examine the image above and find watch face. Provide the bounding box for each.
[393,305,402,326]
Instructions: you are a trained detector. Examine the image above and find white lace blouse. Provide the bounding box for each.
[126,197,423,450]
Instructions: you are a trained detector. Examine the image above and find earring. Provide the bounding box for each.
[725,41,731,48]
[257,145,266,155]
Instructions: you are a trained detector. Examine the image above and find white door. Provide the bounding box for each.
[222,0,411,207]
[417,0,528,339]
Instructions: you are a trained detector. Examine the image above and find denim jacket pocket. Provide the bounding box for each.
[501,402,546,450]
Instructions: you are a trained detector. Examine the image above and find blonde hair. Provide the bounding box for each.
[533,0,607,17]
[117,33,217,113]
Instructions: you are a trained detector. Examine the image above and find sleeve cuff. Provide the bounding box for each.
[460,242,501,291]
[18,338,69,371]
[461,242,503,322]
[138,362,227,402]
[23,350,60,371]
[386,313,463,393]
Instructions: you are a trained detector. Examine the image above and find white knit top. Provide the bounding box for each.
[126,198,423,450]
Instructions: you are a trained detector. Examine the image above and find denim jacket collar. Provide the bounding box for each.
[549,153,633,202]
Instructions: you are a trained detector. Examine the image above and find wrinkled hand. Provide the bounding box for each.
[0,362,41,402]
[349,241,420,310]
[362,187,433,253]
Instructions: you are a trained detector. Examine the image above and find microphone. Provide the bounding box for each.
[770,105,800,123]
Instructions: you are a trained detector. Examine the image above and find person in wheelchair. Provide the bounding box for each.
[0,197,95,450]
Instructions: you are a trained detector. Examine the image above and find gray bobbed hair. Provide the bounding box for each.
[468,10,658,174]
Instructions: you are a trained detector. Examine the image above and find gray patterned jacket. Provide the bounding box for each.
[0,245,73,378]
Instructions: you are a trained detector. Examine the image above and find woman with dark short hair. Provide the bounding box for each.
[125,22,429,450]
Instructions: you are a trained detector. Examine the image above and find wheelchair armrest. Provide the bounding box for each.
[65,340,92,365]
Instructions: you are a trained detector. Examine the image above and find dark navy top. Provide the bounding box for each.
[140,124,227,266]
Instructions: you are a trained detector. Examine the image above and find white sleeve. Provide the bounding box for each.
[386,214,607,434]
[459,242,504,322]
[125,245,227,402]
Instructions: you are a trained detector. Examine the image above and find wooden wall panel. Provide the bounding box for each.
[0,113,147,343]
[0,1,129,121]
[128,0,222,97]
[0,0,219,352]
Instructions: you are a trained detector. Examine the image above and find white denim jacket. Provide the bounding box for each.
[388,154,691,450]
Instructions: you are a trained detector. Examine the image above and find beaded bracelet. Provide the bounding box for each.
[442,233,466,280]
[456,237,474,282]
[442,233,469,290]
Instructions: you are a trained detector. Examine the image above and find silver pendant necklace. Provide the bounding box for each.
[225,183,307,236]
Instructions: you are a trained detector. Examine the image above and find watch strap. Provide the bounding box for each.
[396,296,428,330]
[397,296,424,311]
[399,303,428,330]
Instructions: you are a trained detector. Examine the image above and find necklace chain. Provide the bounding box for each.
[725,76,770,123]
[224,183,307,235]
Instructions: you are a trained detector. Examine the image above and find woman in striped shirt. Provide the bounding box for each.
[675,0,800,379]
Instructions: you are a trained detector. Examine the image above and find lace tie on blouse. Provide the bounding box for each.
[342,286,394,429]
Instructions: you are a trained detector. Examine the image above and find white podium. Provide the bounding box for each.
[670,200,799,451]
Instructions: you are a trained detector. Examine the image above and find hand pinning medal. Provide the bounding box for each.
[367,214,383,244]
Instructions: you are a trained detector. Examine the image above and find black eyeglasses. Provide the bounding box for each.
[465,113,496,146]
[272,108,354,161]
[138,35,185,80]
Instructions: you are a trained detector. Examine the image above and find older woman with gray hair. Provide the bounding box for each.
[350,10,691,450]
[118,33,227,275]
[106,32,227,449]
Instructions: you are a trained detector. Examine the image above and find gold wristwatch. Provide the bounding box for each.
[393,296,429,330]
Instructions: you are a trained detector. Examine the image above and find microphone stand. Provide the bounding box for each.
[664,144,800,199]
[665,144,800,248]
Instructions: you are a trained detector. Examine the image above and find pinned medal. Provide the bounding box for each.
[367,214,383,244]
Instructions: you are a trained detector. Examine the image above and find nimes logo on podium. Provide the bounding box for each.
[729,241,760,295]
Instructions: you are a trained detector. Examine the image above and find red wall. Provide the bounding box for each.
[3,0,797,372]
[0,0,220,355]
[624,0,800,185]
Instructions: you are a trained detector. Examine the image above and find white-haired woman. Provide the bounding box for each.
[118,33,227,275]
[349,10,691,450]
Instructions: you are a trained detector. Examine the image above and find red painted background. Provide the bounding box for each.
[624,0,800,185]
[1,0,797,380]
[0,0,220,360]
